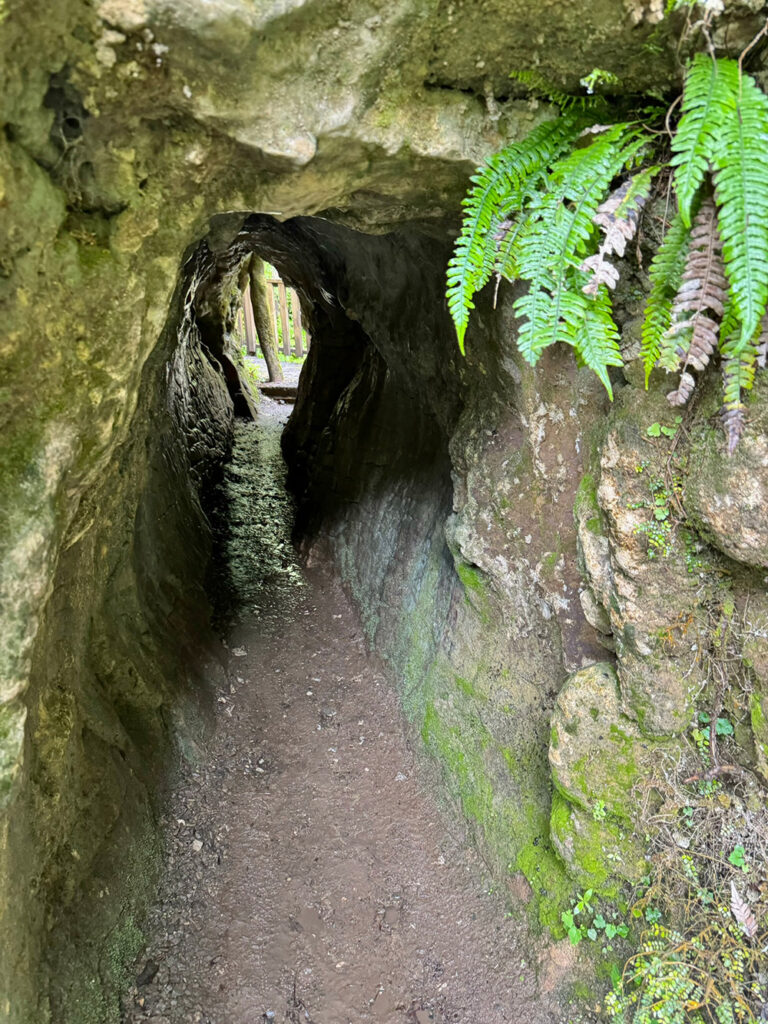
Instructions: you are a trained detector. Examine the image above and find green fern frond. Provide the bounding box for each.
[447,50,768,450]
[446,115,582,351]
[563,288,623,397]
[657,319,691,374]
[641,212,690,385]
[514,124,648,370]
[492,217,526,288]
[712,70,768,346]
[670,55,738,227]
[718,297,739,346]
[509,70,607,112]
[446,163,509,351]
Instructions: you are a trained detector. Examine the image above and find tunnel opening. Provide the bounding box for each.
[28,209,480,1023]
[177,211,461,622]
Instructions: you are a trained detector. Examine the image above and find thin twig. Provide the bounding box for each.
[739,18,768,77]
[683,763,740,784]
[665,93,683,141]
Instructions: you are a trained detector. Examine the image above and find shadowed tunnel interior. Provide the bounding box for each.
[8,212,475,1020]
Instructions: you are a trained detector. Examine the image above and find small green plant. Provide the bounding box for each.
[593,799,608,821]
[646,416,682,439]
[693,711,736,761]
[631,470,676,559]
[580,68,620,94]
[608,856,765,1024]
[728,845,748,873]
[610,715,768,1024]
[562,890,630,948]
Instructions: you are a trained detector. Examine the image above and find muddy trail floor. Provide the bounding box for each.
[122,402,570,1024]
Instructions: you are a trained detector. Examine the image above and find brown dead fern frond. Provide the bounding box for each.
[730,881,758,940]
[581,176,651,297]
[756,311,768,368]
[662,199,728,405]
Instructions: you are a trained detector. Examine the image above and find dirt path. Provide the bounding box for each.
[122,404,565,1024]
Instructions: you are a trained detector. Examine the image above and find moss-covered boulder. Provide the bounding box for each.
[549,662,661,885]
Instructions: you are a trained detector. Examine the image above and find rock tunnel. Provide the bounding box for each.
[3,0,768,1021]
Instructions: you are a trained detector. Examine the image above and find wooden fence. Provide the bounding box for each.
[239,274,310,360]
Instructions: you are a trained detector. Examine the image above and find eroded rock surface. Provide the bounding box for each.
[685,375,768,569]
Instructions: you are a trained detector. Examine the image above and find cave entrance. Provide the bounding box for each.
[235,258,312,405]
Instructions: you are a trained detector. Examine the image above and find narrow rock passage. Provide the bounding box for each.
[123,403,559,1024]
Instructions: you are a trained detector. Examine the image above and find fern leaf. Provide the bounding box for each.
[671,55,738,227]
[730,881,758,939]
[712,69,768,346]
[663,199,727,385]
[667,371,696,406]
[492,216,525,292]
[514,124,647,369]
[447,162,509,352]
[561,288,623,397]
[509,70,607,113]
[581,166,659,296]
[641,212,690,386]
[721,331,758,454]
[447,116,582,351]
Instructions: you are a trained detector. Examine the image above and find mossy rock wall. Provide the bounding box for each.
[0,247,235,1021]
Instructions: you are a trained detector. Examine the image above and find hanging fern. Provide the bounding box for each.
[658,198,727,387]
[653,54,768,427]
[721,333,758,454]
[447,113,654,397]
[581,168,658,296]
[447,53,768,449]
[640,213,690,385]
[670,56,738,227]
[512,125,651,394]
[711,68,768,346]
[446,115,583,352]
[509,70,609,113]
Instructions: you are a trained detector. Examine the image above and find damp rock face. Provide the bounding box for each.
[2,0,768,1019]
[684,374,768,570]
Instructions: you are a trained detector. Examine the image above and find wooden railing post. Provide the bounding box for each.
[278,280,291,357]
[291,290,304,358]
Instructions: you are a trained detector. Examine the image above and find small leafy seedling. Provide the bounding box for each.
[728,845,749,873]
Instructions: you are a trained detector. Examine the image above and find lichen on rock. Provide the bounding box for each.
[548,662,659,885]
